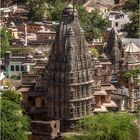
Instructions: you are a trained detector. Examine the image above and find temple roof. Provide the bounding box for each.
[113,86,129,97]
[124,42,140,53]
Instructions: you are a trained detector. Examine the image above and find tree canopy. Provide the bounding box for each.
[1,90,30,140]
[77,6,109,42]
[0,28,11,58]
[89,48,99,58]
[125,11,140,38]
[123,0,139,38]
[26,0,109,42]
[63,113,138,140]
[122,69,140,84]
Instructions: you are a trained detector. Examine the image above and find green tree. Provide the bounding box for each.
[125,11,140,38]
[122,68,140,83]
[1,90,30,140]
[90,48,99,58]
[48,0,67,21]
[123,0,139,12]
[50,3,109,42]
[26,0,50,21]
[0,28,11,58]
[63,113,138,140]
[77,5,109,42]
[123,0,139,38]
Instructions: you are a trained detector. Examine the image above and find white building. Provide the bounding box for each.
[0,5,17,23]
[108,11,130,31]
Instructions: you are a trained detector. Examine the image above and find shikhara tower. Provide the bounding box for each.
[44,4,95,130]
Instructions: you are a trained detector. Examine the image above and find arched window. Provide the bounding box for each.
[11,65,14,71]
[21,65,24,71]
[16,65,19,71]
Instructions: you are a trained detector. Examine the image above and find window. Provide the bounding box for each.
[16,65,19,71]
[11,65,14,71]
[115,22,118,27]
[21,65,24,71]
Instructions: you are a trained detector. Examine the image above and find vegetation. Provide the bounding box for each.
[90,48,99,58]
[122,69,140,83]
[26,0,50,21]
[0,28,11,58]
[63,113,138,140]
[77,6,109,42]
[26,0,109,42]
[123,0,139,38]
[125,11,140,38]
[1,90,30,140]
[123,0,139,12]
[47,0,67,21]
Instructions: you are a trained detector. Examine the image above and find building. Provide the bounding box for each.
[121,38,140,47]
[18,22,56,33]
[36,26,56,44]
[44,4,95,131]
[16,3,129,139]
[0,5,17,24]
[0,5,29,24]
[108,11,130,31]
[11,7,29,24]
[8,21,19,39]
[105,28,121,73]
[93,54,117,113]
[121,42,140,71]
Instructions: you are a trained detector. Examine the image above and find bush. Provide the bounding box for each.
[63,113,138,140]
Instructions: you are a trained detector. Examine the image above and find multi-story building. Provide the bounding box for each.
[108,11,130,31]
[0,5,29,24]
[0,5,17,23]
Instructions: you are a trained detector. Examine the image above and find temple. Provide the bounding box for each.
[44,3,95,130]
[18,3,122,140]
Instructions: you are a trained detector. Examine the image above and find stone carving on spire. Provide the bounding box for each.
[44,4,95,131]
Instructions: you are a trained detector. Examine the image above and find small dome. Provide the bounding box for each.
[26,54,33,59]
[39,25,45,31]
[67,3,73,8]
[36,50,43,54]
[9,21,16,27]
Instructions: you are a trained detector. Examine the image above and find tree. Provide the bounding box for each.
[90,48,99,58]
[50,3,109,42]
[122,69,140,83]
[77,5,109,43]
[123,0,139,12]
[0,28,11,58]
[123,0,139,38]
[26,0,50,21]
[48,0,67,21]
[63,113,138,140]
[125,11,140,38]
[1,90,30,140]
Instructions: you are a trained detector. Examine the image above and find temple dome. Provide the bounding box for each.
[39,26,45,31]
[26,54,33,59]
[9,21,16,27]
